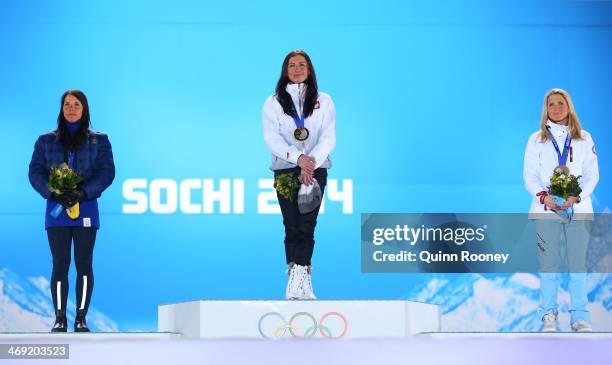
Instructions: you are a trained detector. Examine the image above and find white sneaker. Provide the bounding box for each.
[571,320,593,333]
[300,267,316,300]
[286,264,307,300]
[542,310,558,332]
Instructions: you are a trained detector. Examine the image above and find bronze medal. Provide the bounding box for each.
[554,165,570,175]
[294,127,309,141]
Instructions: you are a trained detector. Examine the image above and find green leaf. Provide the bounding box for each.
[47,164,83,193]
[274,172,300,202]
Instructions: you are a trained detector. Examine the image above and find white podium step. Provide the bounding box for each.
[158,300,441,339]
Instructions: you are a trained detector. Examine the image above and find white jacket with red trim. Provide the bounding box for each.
[263,83,336,171]
[523,120,599,218]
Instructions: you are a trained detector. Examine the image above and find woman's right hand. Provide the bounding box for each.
[52,192,72,208]
[543,195,560,210]
[298,154,315,175]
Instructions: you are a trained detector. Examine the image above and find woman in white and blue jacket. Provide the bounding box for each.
[523,88,599,333]
[29,90,115,332]
[263,50,336,300]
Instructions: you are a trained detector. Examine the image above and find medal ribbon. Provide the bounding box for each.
[64,151,79,219]
[546,126,571,166]
[290,100,305,129]
[67,152,75,169]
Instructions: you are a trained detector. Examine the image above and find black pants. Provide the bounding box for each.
[47,227,96,314]
[275,167,327,266]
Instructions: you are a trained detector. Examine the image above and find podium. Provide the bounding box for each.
[158,300,441,339]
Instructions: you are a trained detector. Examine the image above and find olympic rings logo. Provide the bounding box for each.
[257,311,349,339]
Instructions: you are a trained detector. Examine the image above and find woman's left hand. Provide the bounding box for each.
[560,196,579,210]
[61,189,87,207]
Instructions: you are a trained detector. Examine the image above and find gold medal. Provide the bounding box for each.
[66,203,80,220]
[294,127,309,141]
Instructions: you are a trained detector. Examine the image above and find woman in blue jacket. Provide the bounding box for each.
[29,90,115,332]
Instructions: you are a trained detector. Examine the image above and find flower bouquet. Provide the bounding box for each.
[547,166,582,222]
[274,172,300,202]
[47,163,83,219]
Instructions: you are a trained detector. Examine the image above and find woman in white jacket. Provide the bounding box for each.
[523,88,599,332]
[263,50,336,300]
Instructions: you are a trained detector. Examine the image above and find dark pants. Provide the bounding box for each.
[275,167,327,266]
[47,227,96,314]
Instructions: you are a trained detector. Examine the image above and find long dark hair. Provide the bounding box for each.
[275,50,319,118]
[56,90,91,151]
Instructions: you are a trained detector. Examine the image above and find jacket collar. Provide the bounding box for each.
[286,83,306,115]
[546,119,568,133]
[286,83,305,98]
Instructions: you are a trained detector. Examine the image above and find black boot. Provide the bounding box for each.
[74,310,90,333]
[51,310,67,332]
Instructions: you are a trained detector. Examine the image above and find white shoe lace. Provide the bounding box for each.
[543,313,556,323]
[286,265,297,299]
[542,311,557,332]
[542,310,557,331]
[302,273,316,299]
[286,265,307,299]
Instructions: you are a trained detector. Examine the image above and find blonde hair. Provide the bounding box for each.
[539,88,583,142]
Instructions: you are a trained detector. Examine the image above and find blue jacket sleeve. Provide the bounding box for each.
[81,134,116,199]
[28,136,52,199]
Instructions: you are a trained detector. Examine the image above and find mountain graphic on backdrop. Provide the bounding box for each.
[1,267,610,332]
[408,273,612,332]
[0,268,118,332]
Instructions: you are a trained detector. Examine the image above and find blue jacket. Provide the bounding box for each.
[29,130,115,228]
